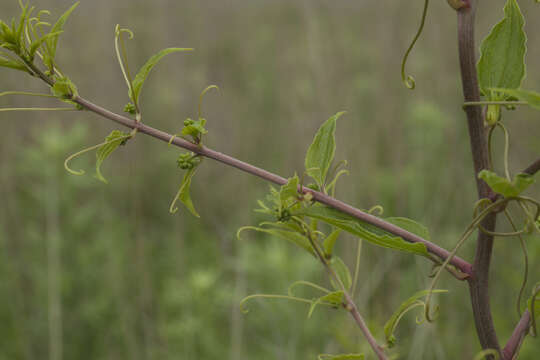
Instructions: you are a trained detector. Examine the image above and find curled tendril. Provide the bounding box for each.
[401,0,429,90]
[239,294,315,314]
[424,198,508,322]
[168,133,181,146]
[198,84,219,120]
[0,91,56,98]
[64,135,132,176]
[114,25,137,109]
[368,205,384,216]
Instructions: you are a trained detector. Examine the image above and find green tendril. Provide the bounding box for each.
[350,238,362,299]
[368,205,384,216]
[0,91,56,98]
[114,25,137,111]
[473,349,500,360]
[64,135,132,176]
[168,133,180,146]
[239,294,317,314]
[198,84,219,120]
[401,0,429,90]
[530,284,540,337]
[0,107,77,112]
[287,281,331,297]
[424,198,508,321]
[462,101,528,109]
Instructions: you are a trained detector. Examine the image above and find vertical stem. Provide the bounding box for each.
[457,1,501,357]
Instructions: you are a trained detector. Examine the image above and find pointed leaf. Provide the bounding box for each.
[280,175,299,204]
[308,291,344,318]
[384,289,448,347]
[305,112,345,187]
[301,205,429,257]
[0,55,28,72]
[237,226,315,256]
[95,130,130,183]
[323,229,341,257]
[491,88,540,111]
[329,256,352,291]
[173,166,200,217]
[46,2,79,64]
[477,0,526,97]
[478,170,534,198]
[131,47,193,103]
[386,217,430,241]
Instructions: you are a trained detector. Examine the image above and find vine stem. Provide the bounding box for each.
[457,1,501,358]
[303,229,387,360]
[71,95,473,278]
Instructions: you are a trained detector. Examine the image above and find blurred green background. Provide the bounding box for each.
[0,0,539,359]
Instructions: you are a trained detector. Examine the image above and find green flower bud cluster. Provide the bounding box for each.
[177,152,201,170]
[276,208,291,222]
[124,102,136,114]
[184,118,195,126]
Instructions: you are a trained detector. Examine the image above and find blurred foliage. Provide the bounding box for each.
[0,0,539,359]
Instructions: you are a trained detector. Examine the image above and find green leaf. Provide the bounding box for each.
[301,205,429,257]
[477,0,526,97]
[478,170,535,198]
[491,88,540,110]
[384,289,448,347]
[29,31,63,59]
[329,256,352,291]
[0,54,28,72]
[386,217,430,240]
[305,112,345,187]
[131,47,193,103]
[181,118,208,139]
[280,175,299,205]
[237,225,315,256]
[308,291,344,318]
[51,76,78,99]
[45,2,79,68]
[323,229,341,257]
[318,354,364,360]
[95,130,130,183]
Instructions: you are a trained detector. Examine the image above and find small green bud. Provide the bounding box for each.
[447,0,469,10]
[184,118,194,126]
[485,104,501,126]
[123,102,136,114]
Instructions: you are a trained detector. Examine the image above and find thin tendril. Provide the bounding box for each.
[114,25,136,106]
[64,135,132,175]
[198,85,219,120]
[0,91,56,98]
[463,101,527,109]
[287,281,331,297]
[239,294,320,314]
[503,210,529,318]
[530,284,540,337]
[351,239,362,299]
[0,107,76,112]
[424,199,507,321]
[487,125,496,170]
[497,122,511,180]
[401,0,429,90]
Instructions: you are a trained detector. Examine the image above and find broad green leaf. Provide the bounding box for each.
[491,88,540,110]
[384,289,448,347]
[181,118,208,139]
[305,112,345,187]
[308,291,344,318]
[301,205,429,257]
[477,0,526,97]
[45,2,79,67]
[329,256,352,291]
[478,170,534,198]
[131,47,193,103]
[318,354,364,360]
[0,55,28,72]
[386,217,430,240]
[237,226,315,256]
[51,76,78,99]
[95,130,130,183]
[323,229,341,257]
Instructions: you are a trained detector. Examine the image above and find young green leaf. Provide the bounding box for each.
[301,205,429,257]
[491,88,540,111]
[384,289,448,347]
[130,47,193,104]
[181,118,208,140]
[237,225,315,256]
[305,111,346,188]
[477,0,526,97]
[308,291,344,318]
[329,256,352,291]
[29,31,63,59]
[51,76,78,99]
[95,130,130,183]
[318,354,364,360]
[478,170,535,198]
[386,217,430,241]
[0,54,28,72]
[323,229,341,257]
[44,2,79,69]
[170,166,200,217]
[280,175,299,205]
